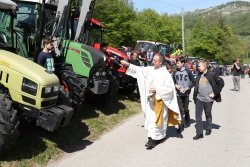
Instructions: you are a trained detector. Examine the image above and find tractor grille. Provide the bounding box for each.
[81,52,91,68]
[22,96,36,105]
[41,99,57,108]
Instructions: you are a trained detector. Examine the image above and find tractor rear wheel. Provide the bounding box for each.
[0,94,19,155]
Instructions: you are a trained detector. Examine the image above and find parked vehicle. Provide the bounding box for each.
[0,0,73,155]
[74,1,137,95]
[134,40,171,57]
[1,0,119,106]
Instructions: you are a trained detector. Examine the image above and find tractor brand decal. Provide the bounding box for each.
[68,47,81,54]
[0,61,10,67]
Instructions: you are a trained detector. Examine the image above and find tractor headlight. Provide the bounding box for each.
[42,85,59,98]
[45,87,52,94]
[42,86,52,97]
[53,85,59,92]
[102,71,106,77]
[22,78,38,96]
[95,72,100,77]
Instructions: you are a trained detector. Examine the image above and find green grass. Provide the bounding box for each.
[0,94,141,167]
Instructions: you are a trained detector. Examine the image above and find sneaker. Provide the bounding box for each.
[205,129,212,136]
[193,133,203,140]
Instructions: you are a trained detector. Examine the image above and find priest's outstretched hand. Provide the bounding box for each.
[120,60,130,67]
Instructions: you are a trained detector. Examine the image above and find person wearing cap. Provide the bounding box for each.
[36,37,55,72]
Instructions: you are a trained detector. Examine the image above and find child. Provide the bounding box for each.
[36,37,55,72]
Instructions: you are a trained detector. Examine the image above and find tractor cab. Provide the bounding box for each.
[135,40,170,57]
[87,18,104,48]
[0,0,17,52]
[13,0,58,59]
[73,17,104,49]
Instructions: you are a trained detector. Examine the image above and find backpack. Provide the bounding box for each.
[210,71,224,102]
[209,70,224,93]
[214,76,224,93]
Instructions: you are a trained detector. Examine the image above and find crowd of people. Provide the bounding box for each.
[35,38,243,150]
[120,50,229,150]
[120,51,225,149]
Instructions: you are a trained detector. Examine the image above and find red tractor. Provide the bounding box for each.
[74,7,137,94]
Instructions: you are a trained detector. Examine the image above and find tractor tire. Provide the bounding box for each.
[0,94,20,155]
[59,70,85,108]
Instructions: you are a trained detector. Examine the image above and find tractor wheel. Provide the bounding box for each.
[0,94,19,155]
[59,70,85,108]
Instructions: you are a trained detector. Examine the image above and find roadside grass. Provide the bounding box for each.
[0,94,141,167]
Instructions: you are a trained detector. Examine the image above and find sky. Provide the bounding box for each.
[133,0,250,14]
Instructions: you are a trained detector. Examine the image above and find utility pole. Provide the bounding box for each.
[247,50,249,64]
[181,7,185,55]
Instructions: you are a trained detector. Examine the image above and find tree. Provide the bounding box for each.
[93,1,182,48]
[188,15,244,64]
[93,0,136,47]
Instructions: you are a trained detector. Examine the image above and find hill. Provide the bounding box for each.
[185,1,250,42]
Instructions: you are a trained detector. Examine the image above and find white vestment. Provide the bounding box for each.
[126,64,180,140]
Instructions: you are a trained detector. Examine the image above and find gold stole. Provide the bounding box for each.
[154,97,180,127]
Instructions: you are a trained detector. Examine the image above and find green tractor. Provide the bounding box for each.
[0,0,73,155]
[51,0,118,104]
[6,0,85,107]
[5,0,116,106]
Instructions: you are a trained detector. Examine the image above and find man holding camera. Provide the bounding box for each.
[231,59,241,91]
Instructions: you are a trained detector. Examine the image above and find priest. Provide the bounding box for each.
[120,53,181,149]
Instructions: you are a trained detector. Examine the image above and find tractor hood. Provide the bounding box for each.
[81,44,107,65]
[0,0,17,10]
[0,50,59,85]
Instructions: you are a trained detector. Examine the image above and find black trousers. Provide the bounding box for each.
[195,99,213,134]
[177,95,190,125]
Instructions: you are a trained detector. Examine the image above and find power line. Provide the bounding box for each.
[153,0,182,10]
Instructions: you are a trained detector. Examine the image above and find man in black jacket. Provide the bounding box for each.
[193,60,220,140]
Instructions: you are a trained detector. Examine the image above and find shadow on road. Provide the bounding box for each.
[0,107,92,161]
[166,126,183,139]
[82,95,127,119]
[164,119,221,142]
[1,94,132,161]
